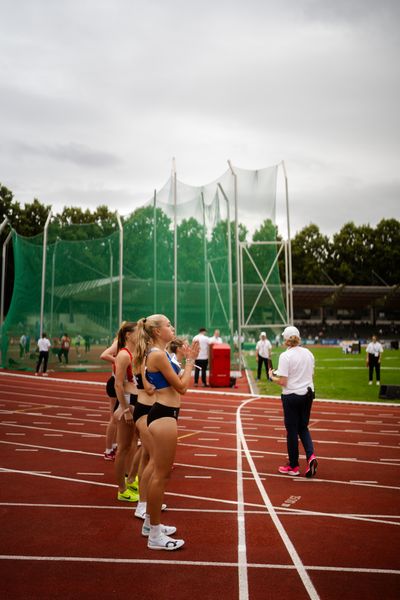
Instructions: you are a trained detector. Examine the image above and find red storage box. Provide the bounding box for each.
[209,343,231,387]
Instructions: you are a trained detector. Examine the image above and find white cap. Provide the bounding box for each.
[282,326,300,340]
[260,331,266,336]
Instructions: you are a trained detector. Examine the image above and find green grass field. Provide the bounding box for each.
[245,346,400,403]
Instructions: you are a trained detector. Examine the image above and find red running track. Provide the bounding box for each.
[0,371,399,600]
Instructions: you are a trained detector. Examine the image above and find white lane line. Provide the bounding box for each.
[185,476,212,479]
[236,387,249,600]
[33,422,51,425]
[237,398,320,600]
[0,555,399,574]
[43,434,63,437]
[57,413,72,416]
[5,433,25,436]
[198,438,220,441]
[358,442,379,445]
[1,421,17,424]
[15,449,38,452]
[194,454,217,457]
[0,423,99,438]
[203,426,221,429]
[1,502,398,526]
[76,473,104,476]
[350,480,378,484]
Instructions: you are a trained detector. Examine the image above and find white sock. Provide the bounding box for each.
[149,524,161,539]
[137,501,146,513]
[112,443,117,449]
[143,514,150,528]
[105,448,112,453]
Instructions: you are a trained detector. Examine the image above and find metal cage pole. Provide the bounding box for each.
[217,183,234,345]
[172,159,178,331]
[116,213,123,325]
[107,239,113,341]
[201,193,210,328]
[228,160,242,367]
[0,217,11,329]
[49,238,59,338]
[39,211,52,336]
[281,161,293,324]
[1,230,12,330]
[284,240,289,324]
[0,218,9,236]
[153,189,157,313]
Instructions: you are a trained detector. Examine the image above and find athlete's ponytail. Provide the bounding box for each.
[116,321,137,353]
[132,314,168,368]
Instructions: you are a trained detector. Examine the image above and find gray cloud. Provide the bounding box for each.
[0,0,399,236]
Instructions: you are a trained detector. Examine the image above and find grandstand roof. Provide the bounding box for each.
[293,284,400,309]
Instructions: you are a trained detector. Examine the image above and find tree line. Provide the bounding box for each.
[1,183,399,293]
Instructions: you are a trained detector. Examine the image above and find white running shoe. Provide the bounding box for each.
[147,533,184,551]
[135,503,167,519]
[142,523,177,537]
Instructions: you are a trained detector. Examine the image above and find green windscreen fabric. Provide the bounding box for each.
[1,163,287,370]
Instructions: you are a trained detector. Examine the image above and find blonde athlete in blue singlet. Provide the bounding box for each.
[133,315,199,551]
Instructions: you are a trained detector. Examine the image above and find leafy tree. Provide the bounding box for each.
[177,217,205,282]
[372,219,400,285]
[291,224,331,284]
[330,222,375,284]
[123,205,173,280]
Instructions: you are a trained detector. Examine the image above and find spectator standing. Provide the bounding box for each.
[75,334,83,358]
[19,334,27,358]
[366,335,383,386]
[84,334,91,353]
[256,331,272,381]
[25,334,31,355]
[269,326,318,478]
[209,329,222,344]
[35,333,51,376]
[192,327,210,387]
[59,333,71,364]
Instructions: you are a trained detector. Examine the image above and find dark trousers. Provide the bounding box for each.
[257,356,272,379]
[194,359,208,385]
[58,349,69,364]
[36,351,49,373]
[368,355,380,382]
[281,391,314,468]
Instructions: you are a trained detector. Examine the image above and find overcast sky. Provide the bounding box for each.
[0,0,399,237]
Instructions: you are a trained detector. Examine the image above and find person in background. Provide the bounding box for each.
[269,326,318,479]
[256,331,272,381]
[84,334,91,353]
[35,332,51,376]
[75,334,83,358]
[192,327,210,387]
[100,336,119,461]
[112,321,140,502]
[19,333,27,358]
[25,334,31,356]
[366,335,384,386]
[209,329,222,344]
[59,333,71,364]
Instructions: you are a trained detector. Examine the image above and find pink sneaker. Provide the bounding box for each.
[305,454,318,478]
[278,464,300,476]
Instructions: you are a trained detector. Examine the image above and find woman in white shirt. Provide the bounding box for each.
[35,333,51,376]
[366,335,383,386]
[269,326,318,478]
